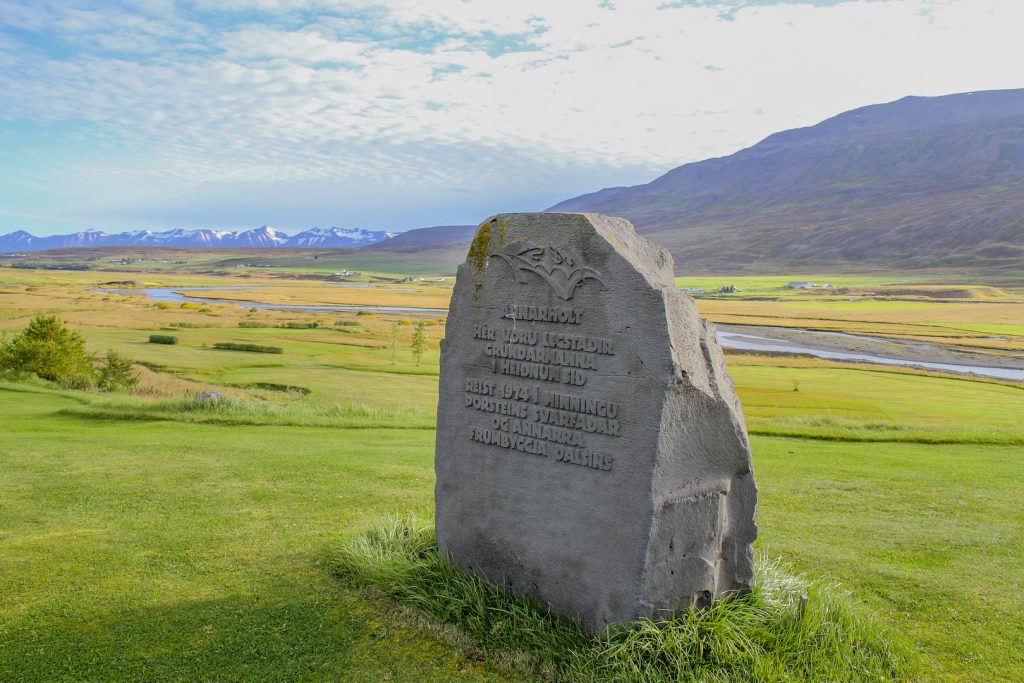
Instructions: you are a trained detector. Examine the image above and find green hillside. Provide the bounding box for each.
[549,89,1024,272]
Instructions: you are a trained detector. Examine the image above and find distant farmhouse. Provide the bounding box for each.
[717,285,740,293]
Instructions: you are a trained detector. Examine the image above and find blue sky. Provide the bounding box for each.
[1,0,1022,235]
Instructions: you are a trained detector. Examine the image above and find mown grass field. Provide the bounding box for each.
[1,263,1023,681]
[2,380,1022,681]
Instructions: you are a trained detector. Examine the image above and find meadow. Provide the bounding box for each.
[1,263,1022,681]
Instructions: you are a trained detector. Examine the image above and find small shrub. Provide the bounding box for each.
[280,322,319,329]
[397,319,413,326]
[238,321,270,328]
[0,315,94,386]
[422,320,437,326]
[356,311,375,317]
[153,302,171,310]
[149,335,178,345]
[334,320,360,327]
[96,350,138,392]
[179,303,202,310]
[212,342,283,354]
[410,321,427,366]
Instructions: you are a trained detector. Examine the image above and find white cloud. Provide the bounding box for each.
[1,0,1024,231]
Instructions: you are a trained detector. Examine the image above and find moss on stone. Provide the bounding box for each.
[466,220,493,273]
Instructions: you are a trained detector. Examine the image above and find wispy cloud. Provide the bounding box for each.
[1,0,1023,232]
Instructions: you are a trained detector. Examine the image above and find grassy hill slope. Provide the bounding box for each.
[549,89,1024,272]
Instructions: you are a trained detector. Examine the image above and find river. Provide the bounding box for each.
[92,286,448,314]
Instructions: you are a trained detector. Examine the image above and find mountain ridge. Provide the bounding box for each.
[548,89,1024,271]
[0,225,395,252]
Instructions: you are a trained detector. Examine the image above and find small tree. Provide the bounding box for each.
[0,315,94,386]
[96,350,139,392]
[410,321,428,366]
[391,322,400,365]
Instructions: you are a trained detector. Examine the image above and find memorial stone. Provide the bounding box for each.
[435,212,757,632]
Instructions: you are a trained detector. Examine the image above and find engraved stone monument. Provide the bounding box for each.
[434,213,757,631]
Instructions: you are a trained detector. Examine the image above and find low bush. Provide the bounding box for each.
[212,342,283,354]
[334,320,360,327]
[148,335,178,345]
[96,351,138,392]
[280,322,319,329]
[238,321,270,328]
[356,311,375,317]
[0,315,94,386]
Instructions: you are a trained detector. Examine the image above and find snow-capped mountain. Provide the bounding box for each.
[288,226,394,247]
[0,225,394,252]
[0,230,38,250]
[0,229,113,250]
[230,226,290,248]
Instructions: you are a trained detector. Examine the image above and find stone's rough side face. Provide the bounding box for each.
[435,212,757,632]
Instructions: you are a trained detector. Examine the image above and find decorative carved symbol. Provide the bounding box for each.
[491,239,606,300]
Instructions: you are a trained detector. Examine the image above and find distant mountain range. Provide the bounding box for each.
[0,225,394,252]
[548,88,1024,271]
[6,89,1023,272]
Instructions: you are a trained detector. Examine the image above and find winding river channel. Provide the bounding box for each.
[95,286,1024,382]
[93,286,449,314]
[715,329,1024,382]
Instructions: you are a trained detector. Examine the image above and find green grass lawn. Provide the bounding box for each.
[674,274,936,297]
[1,382,1022,681]
[732,364,1024,443]
[2,268,1023,680]
[0,384,512,682]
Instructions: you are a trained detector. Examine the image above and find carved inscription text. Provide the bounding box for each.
[464,300,621,472]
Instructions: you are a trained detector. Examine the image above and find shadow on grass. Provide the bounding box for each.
[0,577,511,682]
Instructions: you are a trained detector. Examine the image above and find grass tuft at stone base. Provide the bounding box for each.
[332,516,919,682]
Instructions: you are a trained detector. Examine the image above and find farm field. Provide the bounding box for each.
[1,261,1022,681]
[4,263,1023,357]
